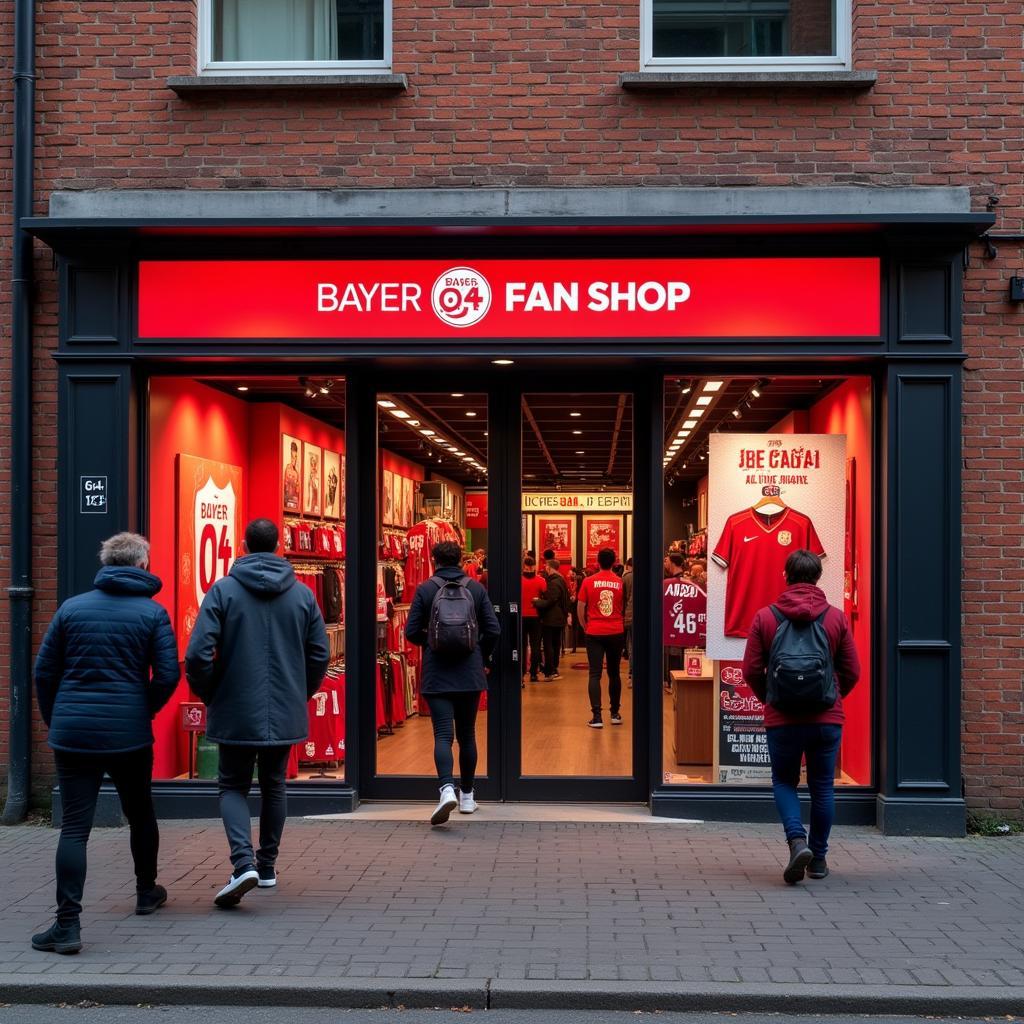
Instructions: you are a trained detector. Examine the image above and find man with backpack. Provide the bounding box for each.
[742,549,860,885]
[405,540,500,825]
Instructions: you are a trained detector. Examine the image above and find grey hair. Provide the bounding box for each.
[99,532,150,567]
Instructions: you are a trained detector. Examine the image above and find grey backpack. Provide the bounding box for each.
[427,575,479,657]
[765,607,837,713]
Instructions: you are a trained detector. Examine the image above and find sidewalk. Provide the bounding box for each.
[1,815,1023,1013]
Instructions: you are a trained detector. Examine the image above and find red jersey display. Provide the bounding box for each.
[402,517,462,602]
[712,507,825,637]
[302,673,345,762]
[521,572,546,618]
[577,570,625,636]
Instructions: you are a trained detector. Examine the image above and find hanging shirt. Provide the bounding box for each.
[577,569,625,636]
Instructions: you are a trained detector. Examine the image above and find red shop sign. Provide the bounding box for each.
[137,258,881,340]
[465,492,489,529]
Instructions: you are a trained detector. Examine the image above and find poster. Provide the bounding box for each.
[537,516,574,564]
[303,442,322,517]
[282,434,302,513]
[402,477,414,528]
[340,455,347,520]
[707,433,846,660]
[582,515,622,568]
[717,661,771,785]
[175,454,244,659]
[383,469,394,524]
[390,473,402,527]
[663,577,707,648]
[323,450,341,520]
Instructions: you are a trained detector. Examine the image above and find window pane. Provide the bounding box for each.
[652,0,836,58]
[213,0,384,62]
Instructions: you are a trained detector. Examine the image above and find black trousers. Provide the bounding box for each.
[54,747,159,924]
[424,692,481,791]
[585,632,626,716]
[217,744,292,872]
[542,624,563,676]
[521,617,543,678]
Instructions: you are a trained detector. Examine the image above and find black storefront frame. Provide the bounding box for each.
[37,219,981,835]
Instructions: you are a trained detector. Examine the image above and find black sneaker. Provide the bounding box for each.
[610,712,623,725]
[588,715,603,729]
[257,866,277,889]
[214,866,259,908]
[135,884,168,916]
[783,837,813,885]
[31,920,82,955]
[808,857,829,879]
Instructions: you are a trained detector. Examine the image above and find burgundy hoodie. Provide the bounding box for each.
[741,582,861,728]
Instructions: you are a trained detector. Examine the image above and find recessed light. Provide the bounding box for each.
[492,359,514,366]
[466,411,477,417]
[683,420,697,428]
[570,412,582,417]
[236,385,249,392]
[484,432,488,437]
[695,396,713,406]
[573,430,583,435]
[408,419,420,426]
[731,408,742,419]
[576,450,585,455]
[420,429,435,436]
[703,381,724,392]
[451,393,465,397]
[377,400,396,408]
[390,409,410,419]
[691,408,704,417]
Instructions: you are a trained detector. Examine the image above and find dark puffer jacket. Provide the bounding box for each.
[34,567,181,754]
[184,553,330,746]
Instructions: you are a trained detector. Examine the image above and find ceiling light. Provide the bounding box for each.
[573,430,583,435]
[466,411,477,417]
[683,419,697,429]
[236,385,249,392]
[699,452,706,461]
[731,408,742,419]
[677,430,690,438]
[690,408,704,417]
[420,429,435,436]
[319,385,330,395]
[695,396,713,406]
[576,450,585,455]
[377,400,396,408]
[451,393,465,397]
[492,359,514,366]
[463,455,474,461]
[570,411,582,417]
[681,381,693,395]
[682,462,687,469]
[390,409,410,419]
[703,381,724,392]
[750,386,761,399]
[751,379,768,398]
[484,431,488,437]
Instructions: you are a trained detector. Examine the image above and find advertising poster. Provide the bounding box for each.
[663,577,707,648]
[323,450,341,520]
[340,455,346,519]
[390,473,402,527]
[282,434,302,513]
[303,442,322,517]
[717,661,771,785]
[402,477,414,528]
[175,454,244,659]
[537,517,574,564]
[466,492,489,530]
[382,469,394,524]
[707,433,846,660]
[583,515,623,568]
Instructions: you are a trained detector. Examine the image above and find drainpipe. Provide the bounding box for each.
[3,0,35,825]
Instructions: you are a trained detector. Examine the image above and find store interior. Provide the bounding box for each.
[146,371,872,792]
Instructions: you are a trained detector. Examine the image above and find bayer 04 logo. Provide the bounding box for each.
[431,267,492,328]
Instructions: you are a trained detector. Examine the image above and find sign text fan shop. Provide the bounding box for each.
[138,258,881,340]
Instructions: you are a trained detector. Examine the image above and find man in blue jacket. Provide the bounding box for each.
[33,532,180,955]
[185,518,329,908]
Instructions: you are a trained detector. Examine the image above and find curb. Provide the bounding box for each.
[1,976,1023,1014]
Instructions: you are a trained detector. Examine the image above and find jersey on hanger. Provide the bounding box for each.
[712,507,825,637]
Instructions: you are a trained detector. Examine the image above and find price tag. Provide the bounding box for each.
[80,476,108,515]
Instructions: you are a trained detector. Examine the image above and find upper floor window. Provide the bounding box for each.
[643,0,850,72]
[200,0,390,73]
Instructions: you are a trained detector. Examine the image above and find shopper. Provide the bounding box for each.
[185,518,329,908]
[577,548,626,728]
[664,552,686,579]
[32,532,180,955]
[405,540,500,825]
[622,557,634,684]
[521,555,546,683]
[742,549,860,885]
[533,558,570,681]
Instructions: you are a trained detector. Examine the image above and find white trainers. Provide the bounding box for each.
[430,785,458,825]
[214,867,259,908]
[458,790,478,814]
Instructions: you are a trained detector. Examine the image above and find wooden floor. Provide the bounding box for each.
[376,659,633,778]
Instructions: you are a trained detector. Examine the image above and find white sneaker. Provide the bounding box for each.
[458,790,478,814]
[214,867,259,908]
[430,785,458,825]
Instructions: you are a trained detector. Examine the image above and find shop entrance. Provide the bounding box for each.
[366,377,645,803]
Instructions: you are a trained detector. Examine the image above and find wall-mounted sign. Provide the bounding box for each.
[717,661,770,785]
[80,475,108,514]
[465,492,489,529]
[138,258,881,340]
[523,492,633,512]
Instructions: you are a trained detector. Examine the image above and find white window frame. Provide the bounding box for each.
[641,0,851,73]
[198,0,392,75]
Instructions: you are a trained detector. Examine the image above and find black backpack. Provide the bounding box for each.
[427,575,479,657]
[765,607,837,714]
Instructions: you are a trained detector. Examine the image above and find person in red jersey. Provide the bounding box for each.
[577,547,626,729]
[520,556,546,683]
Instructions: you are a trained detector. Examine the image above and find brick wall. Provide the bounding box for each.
[0,0,1021,812]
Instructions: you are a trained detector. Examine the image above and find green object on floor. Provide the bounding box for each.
[195,734,219,779]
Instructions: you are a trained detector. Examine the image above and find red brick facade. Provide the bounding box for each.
[1,1,1021,813]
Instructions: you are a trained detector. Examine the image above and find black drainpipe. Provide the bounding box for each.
[3,0,35,825]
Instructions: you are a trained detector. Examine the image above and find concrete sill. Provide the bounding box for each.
[168,73,408,95]
[620,70,877,91]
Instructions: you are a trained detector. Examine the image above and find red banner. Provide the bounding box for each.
[138,258,881,340]
[465,492,489,529]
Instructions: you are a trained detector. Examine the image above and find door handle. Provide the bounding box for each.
[507,602,520,668]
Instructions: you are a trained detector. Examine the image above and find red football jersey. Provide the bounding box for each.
[712,507,825,637]
[521,572,546,618]
[577,570,625,636]
[302,675,345,761]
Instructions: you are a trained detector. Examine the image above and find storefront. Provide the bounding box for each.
[29,187,991,835]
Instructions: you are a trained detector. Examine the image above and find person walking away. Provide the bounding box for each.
[32,532,180,954]
[742,549,860,884]
[405,541,500,825]
[520,556,546,684]
[577,548,626,728]
[533,559,570,680]
[185,518,329,907]
[622,557,634,685]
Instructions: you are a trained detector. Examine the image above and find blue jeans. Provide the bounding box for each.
[765,723,843,858]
